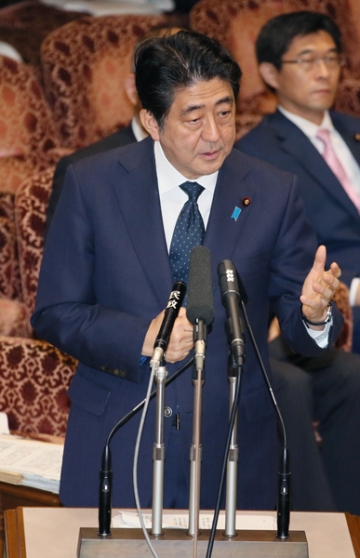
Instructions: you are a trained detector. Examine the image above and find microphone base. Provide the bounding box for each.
[77,527,308,558]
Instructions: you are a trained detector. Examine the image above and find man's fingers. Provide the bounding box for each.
[311,245,326,272]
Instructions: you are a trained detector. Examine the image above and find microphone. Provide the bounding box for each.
[277,447,290,539]
[186,246,215,372]
[152,280,186,365]
[217,260,245,367]
[217,261,291,538]
[98,445,112,536]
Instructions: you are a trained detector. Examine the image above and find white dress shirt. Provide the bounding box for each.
[153,138,330,346]
[153,140,217,250]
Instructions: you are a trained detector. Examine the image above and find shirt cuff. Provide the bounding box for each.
[349,278,360,306]
[303,319,332,348]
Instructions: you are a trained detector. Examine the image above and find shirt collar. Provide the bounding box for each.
[154,140,218,196]
[278,106,335,138]
[131,116,148,142]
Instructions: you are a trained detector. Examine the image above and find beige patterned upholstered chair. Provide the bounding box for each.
[0,167,77,436]
[0,54,69,301]
[40,13,169,150]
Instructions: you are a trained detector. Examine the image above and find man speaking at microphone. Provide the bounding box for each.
[32,30,341,511]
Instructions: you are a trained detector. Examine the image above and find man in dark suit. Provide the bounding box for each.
[237,11,360,515]
[32,30,341,511]
[237,11,360,353]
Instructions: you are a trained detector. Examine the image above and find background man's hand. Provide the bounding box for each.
[300,245,341,327]
[142,307,194,363]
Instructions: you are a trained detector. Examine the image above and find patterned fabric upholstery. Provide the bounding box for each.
[333,281,353,352]
[15,166,55,318]
[190,0,358,138]
[40,14,169,149]
[0,167,56,336]
[0,167,77,436]
[334,78,360,117]
[0,53,68,302]
[0,0,87,82]
[0,335,76,436]
[0,192,21,300]
[0,54,61,177]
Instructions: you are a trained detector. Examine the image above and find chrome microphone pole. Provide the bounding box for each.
[150,281,186,537]
[151,356,168,536]
[188,319,206,538]
[224,356,242,538]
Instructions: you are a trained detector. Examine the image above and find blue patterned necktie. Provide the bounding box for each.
[169,181,205,285]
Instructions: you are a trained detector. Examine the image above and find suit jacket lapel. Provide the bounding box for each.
[271,110,360,219]
[204,150,256,285]
[115,138,173,306]
[331,111,360,167]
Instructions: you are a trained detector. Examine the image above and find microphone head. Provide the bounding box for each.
[217,260,248,305]
[186,246,215,326]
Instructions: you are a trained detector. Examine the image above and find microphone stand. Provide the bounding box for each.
[97,357,194,538]
[188,319,206,540]
[151,358,168,537]
[224,354,242,538]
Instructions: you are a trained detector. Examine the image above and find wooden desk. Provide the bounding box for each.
[4,508,360,558]
[0,484,61,558]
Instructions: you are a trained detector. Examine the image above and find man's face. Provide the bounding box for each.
[261,31,342,124]
[143,78,236,180]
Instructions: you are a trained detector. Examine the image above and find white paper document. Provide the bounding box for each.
[113,511,277,530]
[0,435,63,493]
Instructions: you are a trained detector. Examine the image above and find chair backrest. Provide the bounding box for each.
[14,166,55,318]
[0,334,76,436]
[190,0,356,121]
[0,0,86,82]
[0,54,61,161]
[41,13,168,149]
[0,192,21,300]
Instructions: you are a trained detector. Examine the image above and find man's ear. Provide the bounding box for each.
[139,109,161,141]
[123,73,138,106]
[259,62,280,90]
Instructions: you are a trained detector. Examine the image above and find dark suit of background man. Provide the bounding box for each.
[32,30,341,511]
[237,11,360,515]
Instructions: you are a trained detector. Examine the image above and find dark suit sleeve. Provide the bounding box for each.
[32,164,151,384]
[267,175,343,353]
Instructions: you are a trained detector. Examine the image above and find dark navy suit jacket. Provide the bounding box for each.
[31,137,342,510]
[236,109,360,289]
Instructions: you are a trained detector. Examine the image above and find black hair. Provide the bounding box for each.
[134,30,242,128]
[256,11,343,70]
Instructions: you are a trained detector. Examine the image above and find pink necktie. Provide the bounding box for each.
[316,128,360,213]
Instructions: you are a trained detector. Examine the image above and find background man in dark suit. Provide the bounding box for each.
[32,30,340,511]
[237,11,360,515]
[237,11,360,353]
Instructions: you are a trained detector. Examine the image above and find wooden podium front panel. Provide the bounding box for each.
[4,508,360,558]
[0,483,61,558]
[346,513,360,558]
[0,482,61,511]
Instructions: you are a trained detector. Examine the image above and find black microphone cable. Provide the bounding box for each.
[239,298,290,540]
[205,264,290,558]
